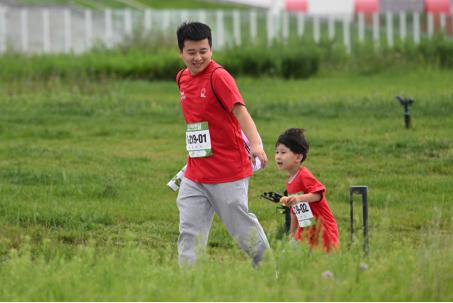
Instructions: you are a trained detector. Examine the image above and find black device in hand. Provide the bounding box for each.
[261,191,291,234]
[261,191,283,203]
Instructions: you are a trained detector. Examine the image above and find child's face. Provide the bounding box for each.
[275,144,303,172]
[180,39,212,75]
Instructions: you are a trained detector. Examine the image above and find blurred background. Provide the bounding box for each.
[1,0,452,81]
[0,0,451,54]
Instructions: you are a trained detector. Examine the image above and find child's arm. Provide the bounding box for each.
[280,192,322,207]
[232,104,267,168]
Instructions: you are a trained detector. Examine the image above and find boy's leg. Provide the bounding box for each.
[205,178,270,266]
[177,178,214,266]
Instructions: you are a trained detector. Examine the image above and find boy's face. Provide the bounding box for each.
[180,39,212,75]
[275,144,303,172]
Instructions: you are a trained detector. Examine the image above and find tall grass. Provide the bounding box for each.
[0,69,452,300]
[1,34,453,82]
[0,212,451,301]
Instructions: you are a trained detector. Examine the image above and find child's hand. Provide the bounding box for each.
[280,196,297,207]
[279,196,289,206]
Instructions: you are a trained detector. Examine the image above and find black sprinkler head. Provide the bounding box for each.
[396,96,415,129]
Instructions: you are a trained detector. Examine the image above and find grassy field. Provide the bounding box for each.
[0,67,452,301]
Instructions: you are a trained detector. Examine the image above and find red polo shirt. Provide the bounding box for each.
[287,167,339,252]
[177,60,252,183]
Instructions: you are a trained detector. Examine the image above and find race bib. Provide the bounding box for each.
[186,122,212,158]
[292,202,314,228]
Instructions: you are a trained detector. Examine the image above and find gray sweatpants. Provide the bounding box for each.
[176,177,270,266]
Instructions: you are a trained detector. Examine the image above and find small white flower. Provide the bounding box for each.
[321,270,335,280]
[359,262,369,271]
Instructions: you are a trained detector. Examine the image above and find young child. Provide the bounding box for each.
[275,128,339,252]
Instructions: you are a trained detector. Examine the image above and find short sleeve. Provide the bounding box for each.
[211,68,245,112]
[299,169,326,197]
[176,69,185,87]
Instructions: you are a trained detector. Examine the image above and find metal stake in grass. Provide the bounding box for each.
[396,96,414,129]
[349,185,369,255]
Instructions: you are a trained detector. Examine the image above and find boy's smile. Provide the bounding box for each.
[180,39,212,75]
[275,143,303,175]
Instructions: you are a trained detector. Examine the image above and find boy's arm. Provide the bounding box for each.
[232,104,267,168]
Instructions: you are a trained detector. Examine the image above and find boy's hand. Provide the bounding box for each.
[280,196,297,207]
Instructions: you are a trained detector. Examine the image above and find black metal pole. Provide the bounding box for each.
[349,186,369,255]
[362,189,369,255]
[283,190,290,234]
[349,190,354,246]
[404,111,411,129]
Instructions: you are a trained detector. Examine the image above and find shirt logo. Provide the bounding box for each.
[180,91,186,101]
[200,88,206,99]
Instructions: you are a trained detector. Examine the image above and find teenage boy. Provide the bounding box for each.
[175,22,270,266]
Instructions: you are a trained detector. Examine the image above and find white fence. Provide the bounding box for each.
[0,7,452,54]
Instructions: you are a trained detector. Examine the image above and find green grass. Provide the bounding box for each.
[0,68,452,300]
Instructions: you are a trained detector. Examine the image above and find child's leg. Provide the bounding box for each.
[290,212,299,239]
[322,227,340,252]
[177,178,215,266]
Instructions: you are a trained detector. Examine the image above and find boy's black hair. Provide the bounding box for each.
[276,128,309,163]
[177,22,212,51]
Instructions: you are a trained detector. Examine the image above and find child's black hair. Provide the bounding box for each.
[177,22,212,51]
[275,128,309,163]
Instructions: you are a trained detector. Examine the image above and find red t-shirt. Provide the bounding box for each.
[176,60,252,183]
[286,167,339,252]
